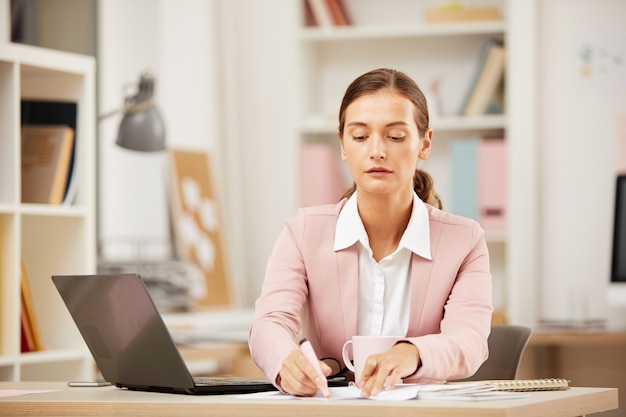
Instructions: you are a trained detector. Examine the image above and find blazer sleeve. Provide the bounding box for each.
[248,210,309,387]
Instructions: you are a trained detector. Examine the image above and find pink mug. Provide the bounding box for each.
[341,335,401,381]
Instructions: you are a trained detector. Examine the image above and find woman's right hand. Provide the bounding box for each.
[278,349,332,397]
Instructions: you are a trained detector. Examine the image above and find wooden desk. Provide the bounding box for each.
[0,382,618,417]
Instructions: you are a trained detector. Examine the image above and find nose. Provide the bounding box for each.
[369,136,386,160]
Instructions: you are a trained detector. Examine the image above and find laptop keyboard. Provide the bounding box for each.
[193,377,273,386]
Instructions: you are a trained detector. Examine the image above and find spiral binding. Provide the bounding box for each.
[490,378,570,392]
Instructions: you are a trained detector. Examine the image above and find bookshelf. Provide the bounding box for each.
[0,38,97,381]
[297,0,537,324]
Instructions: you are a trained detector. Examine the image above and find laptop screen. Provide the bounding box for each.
[611,175,626,283]
[52,274,197,390]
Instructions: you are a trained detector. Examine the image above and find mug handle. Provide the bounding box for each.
[341,340,355,372]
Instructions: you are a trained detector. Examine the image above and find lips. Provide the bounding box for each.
[366,167,392,173]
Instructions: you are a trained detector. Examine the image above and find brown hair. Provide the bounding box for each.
[338,68,442,209]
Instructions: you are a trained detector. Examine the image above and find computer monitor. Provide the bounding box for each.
[608,174,626,306]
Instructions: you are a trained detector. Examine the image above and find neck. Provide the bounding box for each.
[356,189,413,261]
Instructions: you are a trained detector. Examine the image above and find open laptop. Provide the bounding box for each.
[52,273,277,395]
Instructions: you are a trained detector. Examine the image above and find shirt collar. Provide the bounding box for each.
[334,192,432,260]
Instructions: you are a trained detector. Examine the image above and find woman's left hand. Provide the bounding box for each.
[356,341,420,398]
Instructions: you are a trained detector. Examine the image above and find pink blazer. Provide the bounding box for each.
[249,199,492,386]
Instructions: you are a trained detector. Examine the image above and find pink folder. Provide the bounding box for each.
[478,139,507,232]
[299,142,348,207]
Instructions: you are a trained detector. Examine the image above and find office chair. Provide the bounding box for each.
[456,324,532,381]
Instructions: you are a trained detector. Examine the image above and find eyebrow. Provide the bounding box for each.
[346,121,410,128]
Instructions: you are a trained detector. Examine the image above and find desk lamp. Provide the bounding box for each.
[115,72,166,152]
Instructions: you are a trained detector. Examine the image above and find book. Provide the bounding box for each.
[302,0,317,27]
[21,100,78,205]
[21,125,75,204]
[450,138,508,233]
[324,0,351,26]
[450,138,479,221]
[424,5,502,24]
[478,138,507,232]
[20,258,43,352]
[307,0,333,27]
[460,39,506,116]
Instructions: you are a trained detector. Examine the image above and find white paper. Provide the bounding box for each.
[236,384,427,401]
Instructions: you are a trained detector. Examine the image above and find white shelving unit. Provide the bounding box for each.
[0,39,97,381]
[296,0,538,324]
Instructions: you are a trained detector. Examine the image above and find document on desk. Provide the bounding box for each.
[235,384,422,401]
[236,383,518,401]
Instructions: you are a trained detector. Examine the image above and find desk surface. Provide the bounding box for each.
[0,382,618,417]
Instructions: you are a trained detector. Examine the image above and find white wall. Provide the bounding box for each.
[215,0,300,305]
[538,0,626,326]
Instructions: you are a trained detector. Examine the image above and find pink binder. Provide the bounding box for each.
[299,142,348,207]
[478,139,507,232]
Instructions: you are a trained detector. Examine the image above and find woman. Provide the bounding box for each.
[249,68,492,398]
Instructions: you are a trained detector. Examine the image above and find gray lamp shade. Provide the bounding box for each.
[116,73,166,152]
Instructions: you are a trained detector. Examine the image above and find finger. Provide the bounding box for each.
[320,361,333,377]
[359,356,388,397]
[384,368,403,391]
[369,359,394,396]
[356,355,379,388]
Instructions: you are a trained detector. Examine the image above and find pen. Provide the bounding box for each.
[299,338,330,399]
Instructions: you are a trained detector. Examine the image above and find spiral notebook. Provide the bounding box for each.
[475,378,570,392]
[418,379,569,402]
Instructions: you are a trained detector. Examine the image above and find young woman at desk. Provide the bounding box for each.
[249,68,493,398]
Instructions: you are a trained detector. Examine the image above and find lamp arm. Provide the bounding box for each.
[98,108,123,121]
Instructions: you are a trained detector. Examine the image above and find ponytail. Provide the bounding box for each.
[413,169,442,209]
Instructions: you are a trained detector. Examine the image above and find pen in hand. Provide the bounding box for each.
[299,338,330,399]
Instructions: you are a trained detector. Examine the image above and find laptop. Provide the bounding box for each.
[52,273,277,395]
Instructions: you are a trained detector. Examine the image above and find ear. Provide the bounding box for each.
[338,130,347,161]
[418,129,433,160]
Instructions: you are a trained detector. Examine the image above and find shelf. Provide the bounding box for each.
[0,42,94,75]
[0,34,96,383]
[18,204,89,218]
[18,348,89,365]
[301,114,506,135]
[300,21,506,41]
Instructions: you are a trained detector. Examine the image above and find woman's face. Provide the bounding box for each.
[339,90,432,197]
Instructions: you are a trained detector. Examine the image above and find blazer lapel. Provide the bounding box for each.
[407,254,436,336]
[336,246,359,339]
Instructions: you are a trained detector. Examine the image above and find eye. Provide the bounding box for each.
[388,135,405,141]
[352,135,368,141]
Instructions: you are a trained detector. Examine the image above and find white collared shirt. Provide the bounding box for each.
[334,192,432,336]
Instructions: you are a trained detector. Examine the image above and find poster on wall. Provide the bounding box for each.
[169,149,232,308]
[577,30,626,91]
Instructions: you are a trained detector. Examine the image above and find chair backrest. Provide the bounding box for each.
[457,324,532,381]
